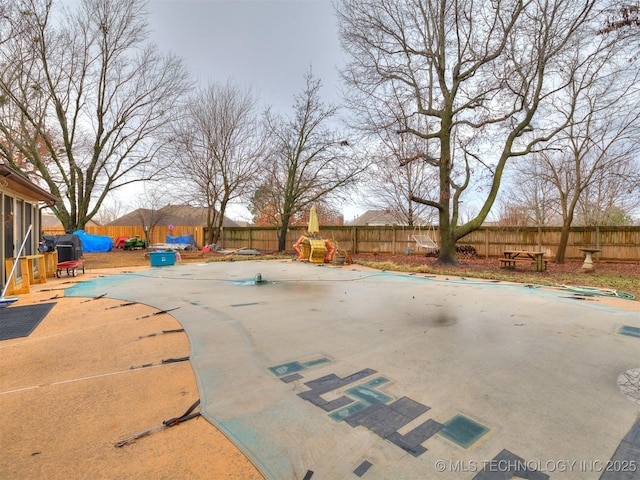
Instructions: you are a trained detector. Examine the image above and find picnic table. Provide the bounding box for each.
[499,250,547,272]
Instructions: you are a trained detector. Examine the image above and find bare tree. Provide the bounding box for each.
[574,160,640,226]
[337,0,616,264]
[500,158,561,227]
[256,71,370,252]
[531,28,640,262]
[92,197,127,226]
[364,129,438,226]
[132,187,175,247]
[0,0,191,231]
[538,136,640,263]
[0,1,29,48]
[171,81,267,245]
[494,201,537,227]
[494,4,640,253]
[599,3,640,33]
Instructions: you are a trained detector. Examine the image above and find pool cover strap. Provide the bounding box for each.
[163,399,201,427]
[114,399,200,447]
[135,306,179,320]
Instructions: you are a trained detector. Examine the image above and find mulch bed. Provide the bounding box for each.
[352,252,640,276]
[352,253,640,299]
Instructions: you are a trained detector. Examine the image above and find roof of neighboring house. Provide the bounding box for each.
[0,163,58,203]
[40,212,98,228]
[41,213,65,228]
[107,205,239,228]
[347,210,406,226]
[233,221,253,228]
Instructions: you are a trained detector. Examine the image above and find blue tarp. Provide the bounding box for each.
[73,230,113,252]
[166,234,196,246]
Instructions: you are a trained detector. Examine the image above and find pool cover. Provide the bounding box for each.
[67,261,640,479]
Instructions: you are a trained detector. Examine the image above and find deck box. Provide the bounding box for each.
[149,251,176,267]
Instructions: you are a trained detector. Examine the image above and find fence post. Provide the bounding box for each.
[392,224,396,254]
[351,226,357,254]
[484,228,489,258]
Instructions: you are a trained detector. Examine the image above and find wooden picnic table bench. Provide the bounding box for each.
[499,250,547,272]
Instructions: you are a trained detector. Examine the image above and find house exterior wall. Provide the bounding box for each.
[1,166,57,293]
[1,191,41,292]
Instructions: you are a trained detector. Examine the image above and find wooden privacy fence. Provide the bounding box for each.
[42,225,203,246]
[42,224,640,261]
[221,225,640,262]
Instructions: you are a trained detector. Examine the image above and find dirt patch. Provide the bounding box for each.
[82,249,194,269]
[82,249,277,269]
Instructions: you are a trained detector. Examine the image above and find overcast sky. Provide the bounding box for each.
[143,0,366,221]
[148,0,346,115]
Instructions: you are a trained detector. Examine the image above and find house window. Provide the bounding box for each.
[16,199,24,255]
[3,194,14,258]
[24,202,34,255]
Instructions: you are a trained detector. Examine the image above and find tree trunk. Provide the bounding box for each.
[63,215,82,233]
[212,221,221,245]
[435,129,458,266]
[212,200,228,246]
[436,215,458,265]
[205,206,217,245]
[62,220,74,234]
[278,214,292,252]
[555,198,579,264]
[206,204,225,246]
[204,224,214,245]
[555,224,571,263]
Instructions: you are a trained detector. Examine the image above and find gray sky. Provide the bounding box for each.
[144,0,366,221]
[148,0,346,114]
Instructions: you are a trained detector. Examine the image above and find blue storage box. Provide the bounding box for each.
[149,251,175,266]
